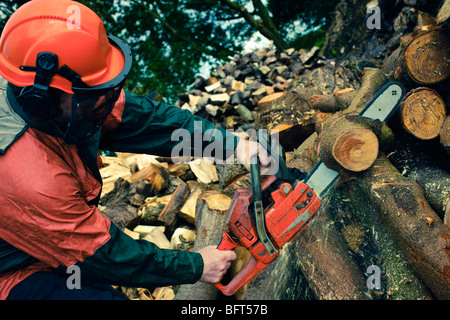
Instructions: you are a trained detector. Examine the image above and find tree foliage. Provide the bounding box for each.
[0,0,339,101]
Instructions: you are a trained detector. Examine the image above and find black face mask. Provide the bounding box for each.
[16,35,132,145]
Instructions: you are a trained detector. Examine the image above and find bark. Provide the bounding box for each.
[345,67,388,114]
[334,181,433,300]
[358,154,450,299]
[310,88,356,112]
[440,116,450,154]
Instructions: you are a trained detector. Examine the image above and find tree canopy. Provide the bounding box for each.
[0,0,339,101]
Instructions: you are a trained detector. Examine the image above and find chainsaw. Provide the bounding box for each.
[214,81,405,296]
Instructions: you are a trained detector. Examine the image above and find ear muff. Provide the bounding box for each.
[16,52,59,122]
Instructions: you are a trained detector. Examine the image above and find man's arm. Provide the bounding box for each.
[100,90,239,159]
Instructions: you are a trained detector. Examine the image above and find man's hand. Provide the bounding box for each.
[234,138,273,171]
[197,246,237,283]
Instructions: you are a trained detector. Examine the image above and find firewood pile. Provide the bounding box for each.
[99,1,450,300]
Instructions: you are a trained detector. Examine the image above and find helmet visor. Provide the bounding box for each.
[63,83,123,144]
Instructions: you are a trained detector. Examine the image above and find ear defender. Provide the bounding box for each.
[17,52,59,121]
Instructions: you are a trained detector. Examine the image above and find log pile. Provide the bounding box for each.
[98,0,449,300]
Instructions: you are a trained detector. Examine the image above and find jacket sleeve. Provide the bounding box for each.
[73,222,204,288]
[100,90,240,159]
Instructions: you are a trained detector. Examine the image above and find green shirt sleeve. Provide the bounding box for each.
[73,222,204,288]
[100,90,240,159]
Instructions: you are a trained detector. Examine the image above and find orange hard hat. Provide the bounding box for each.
[0,0,131,94]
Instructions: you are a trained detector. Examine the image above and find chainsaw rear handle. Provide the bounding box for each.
[214,233,270,296]
[214,255,269,296]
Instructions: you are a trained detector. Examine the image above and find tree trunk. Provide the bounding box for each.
[174,191,231,300]
[400,87,447,140]
[358,154,450,299]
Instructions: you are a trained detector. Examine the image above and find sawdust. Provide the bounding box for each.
[342,223,366,253]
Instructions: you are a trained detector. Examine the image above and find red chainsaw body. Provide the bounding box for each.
[215,174,321,296]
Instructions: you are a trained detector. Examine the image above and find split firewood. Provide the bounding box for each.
[440,116,450,154]
[158,179,190,228]
[216,163,248,189]
[99,156,132,195]
[141,226,171,249]
[175,191,231,300]
[178,186,203,224]
[153,286,175,300]
[400,87,446,140]
[437,0,450,25]
[170,227,196,251]
[310,88,356,112]
[130,162,170,193]
[358,154,450,299]
[137,194,172,225]
[395,26,450,86]
[189,158,219,184]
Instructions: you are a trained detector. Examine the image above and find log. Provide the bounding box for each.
[358,154,450,299]
[315,113,394,172]
[341,182,432,299]
[389,131,450,219]
[174,191,231,300]
[255,91,318,151]
[345,68,388,114]
[309,88,356,112]
[400,87,447,140]
[397,27,450,86]
[440,116,450,154]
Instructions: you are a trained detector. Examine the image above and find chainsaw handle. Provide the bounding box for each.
[217,232,240,251]
[214,255,269,296]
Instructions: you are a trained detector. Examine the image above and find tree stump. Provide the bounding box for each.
[400,87,447,140]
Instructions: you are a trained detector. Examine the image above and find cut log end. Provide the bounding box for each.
[400,88,446,140]
[404,29,450,85]
[332,128,379,172]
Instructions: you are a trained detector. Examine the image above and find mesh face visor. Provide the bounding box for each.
[60,35,132,144]
[63,78,125,144]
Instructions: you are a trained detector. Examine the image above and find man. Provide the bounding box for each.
[0,0,272,299]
